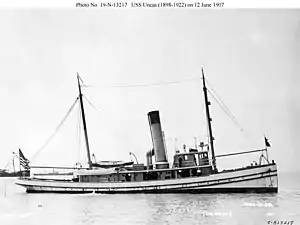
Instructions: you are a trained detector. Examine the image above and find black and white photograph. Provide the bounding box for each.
[0,2,299,225]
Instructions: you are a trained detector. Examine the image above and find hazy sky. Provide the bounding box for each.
[0,9,299,172]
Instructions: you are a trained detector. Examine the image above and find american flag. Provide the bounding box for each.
[19,149,30,170]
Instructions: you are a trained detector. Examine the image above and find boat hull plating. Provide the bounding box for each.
[16,164,278,194]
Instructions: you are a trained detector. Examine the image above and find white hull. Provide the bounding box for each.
[15,164,278,193]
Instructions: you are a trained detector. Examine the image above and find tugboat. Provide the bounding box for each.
[15,68,278,193]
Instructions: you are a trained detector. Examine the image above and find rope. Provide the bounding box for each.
[204,78,244,132]
[78,74,87,87]
[83,77,198,89]
[204,77,261,149]
[77,101,82,163]
[206,88,244,132]
[83,95,100,112]
[30,97,79,162]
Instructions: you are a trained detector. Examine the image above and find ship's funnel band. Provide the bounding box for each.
[148,111,160,124]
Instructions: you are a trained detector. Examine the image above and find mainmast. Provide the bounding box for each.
[77,73,92,169]
[201,67,217,172]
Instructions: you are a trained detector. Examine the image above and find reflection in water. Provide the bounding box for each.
[145,194,233,225]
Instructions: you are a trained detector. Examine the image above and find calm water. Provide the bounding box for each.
[0,172,299,225]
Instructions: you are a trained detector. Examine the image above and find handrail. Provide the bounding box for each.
[215,149,267,158]
[30,166,88,170]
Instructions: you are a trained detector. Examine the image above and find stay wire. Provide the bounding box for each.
[78,74,87,87]
[202,77,259,149]
[83,77,198,89]
[202,77,243,131]
[83,95,100,112]
[207,88,244,132]
[30,97,79,162]
[77,101,82,163]
[205,79,238,123]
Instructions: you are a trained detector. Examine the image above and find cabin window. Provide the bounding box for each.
[184,155,188,160]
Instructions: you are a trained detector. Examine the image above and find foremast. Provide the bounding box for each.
[77,73,92,169]
[201,67,217,172]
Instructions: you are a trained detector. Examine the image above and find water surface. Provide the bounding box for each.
[0,172,299,225]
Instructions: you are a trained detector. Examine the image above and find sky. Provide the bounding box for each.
[0,9,299,173]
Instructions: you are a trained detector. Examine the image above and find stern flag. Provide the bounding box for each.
[264,136,271,148]
[19,149,30,170]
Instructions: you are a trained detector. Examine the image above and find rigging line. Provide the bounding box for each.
[83,77,198,88]
[30,97,79,162]
[202,77,244,131]
[77,101,82,163]
[204,78,242,130]
[204,79,232,112]
[205,80,233,115]
[77,74,87,87]
[83,95,100,112]
[208,89,242,131]
[205,78,262,147]
[207,88,244,132]
[207,88,237,123]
